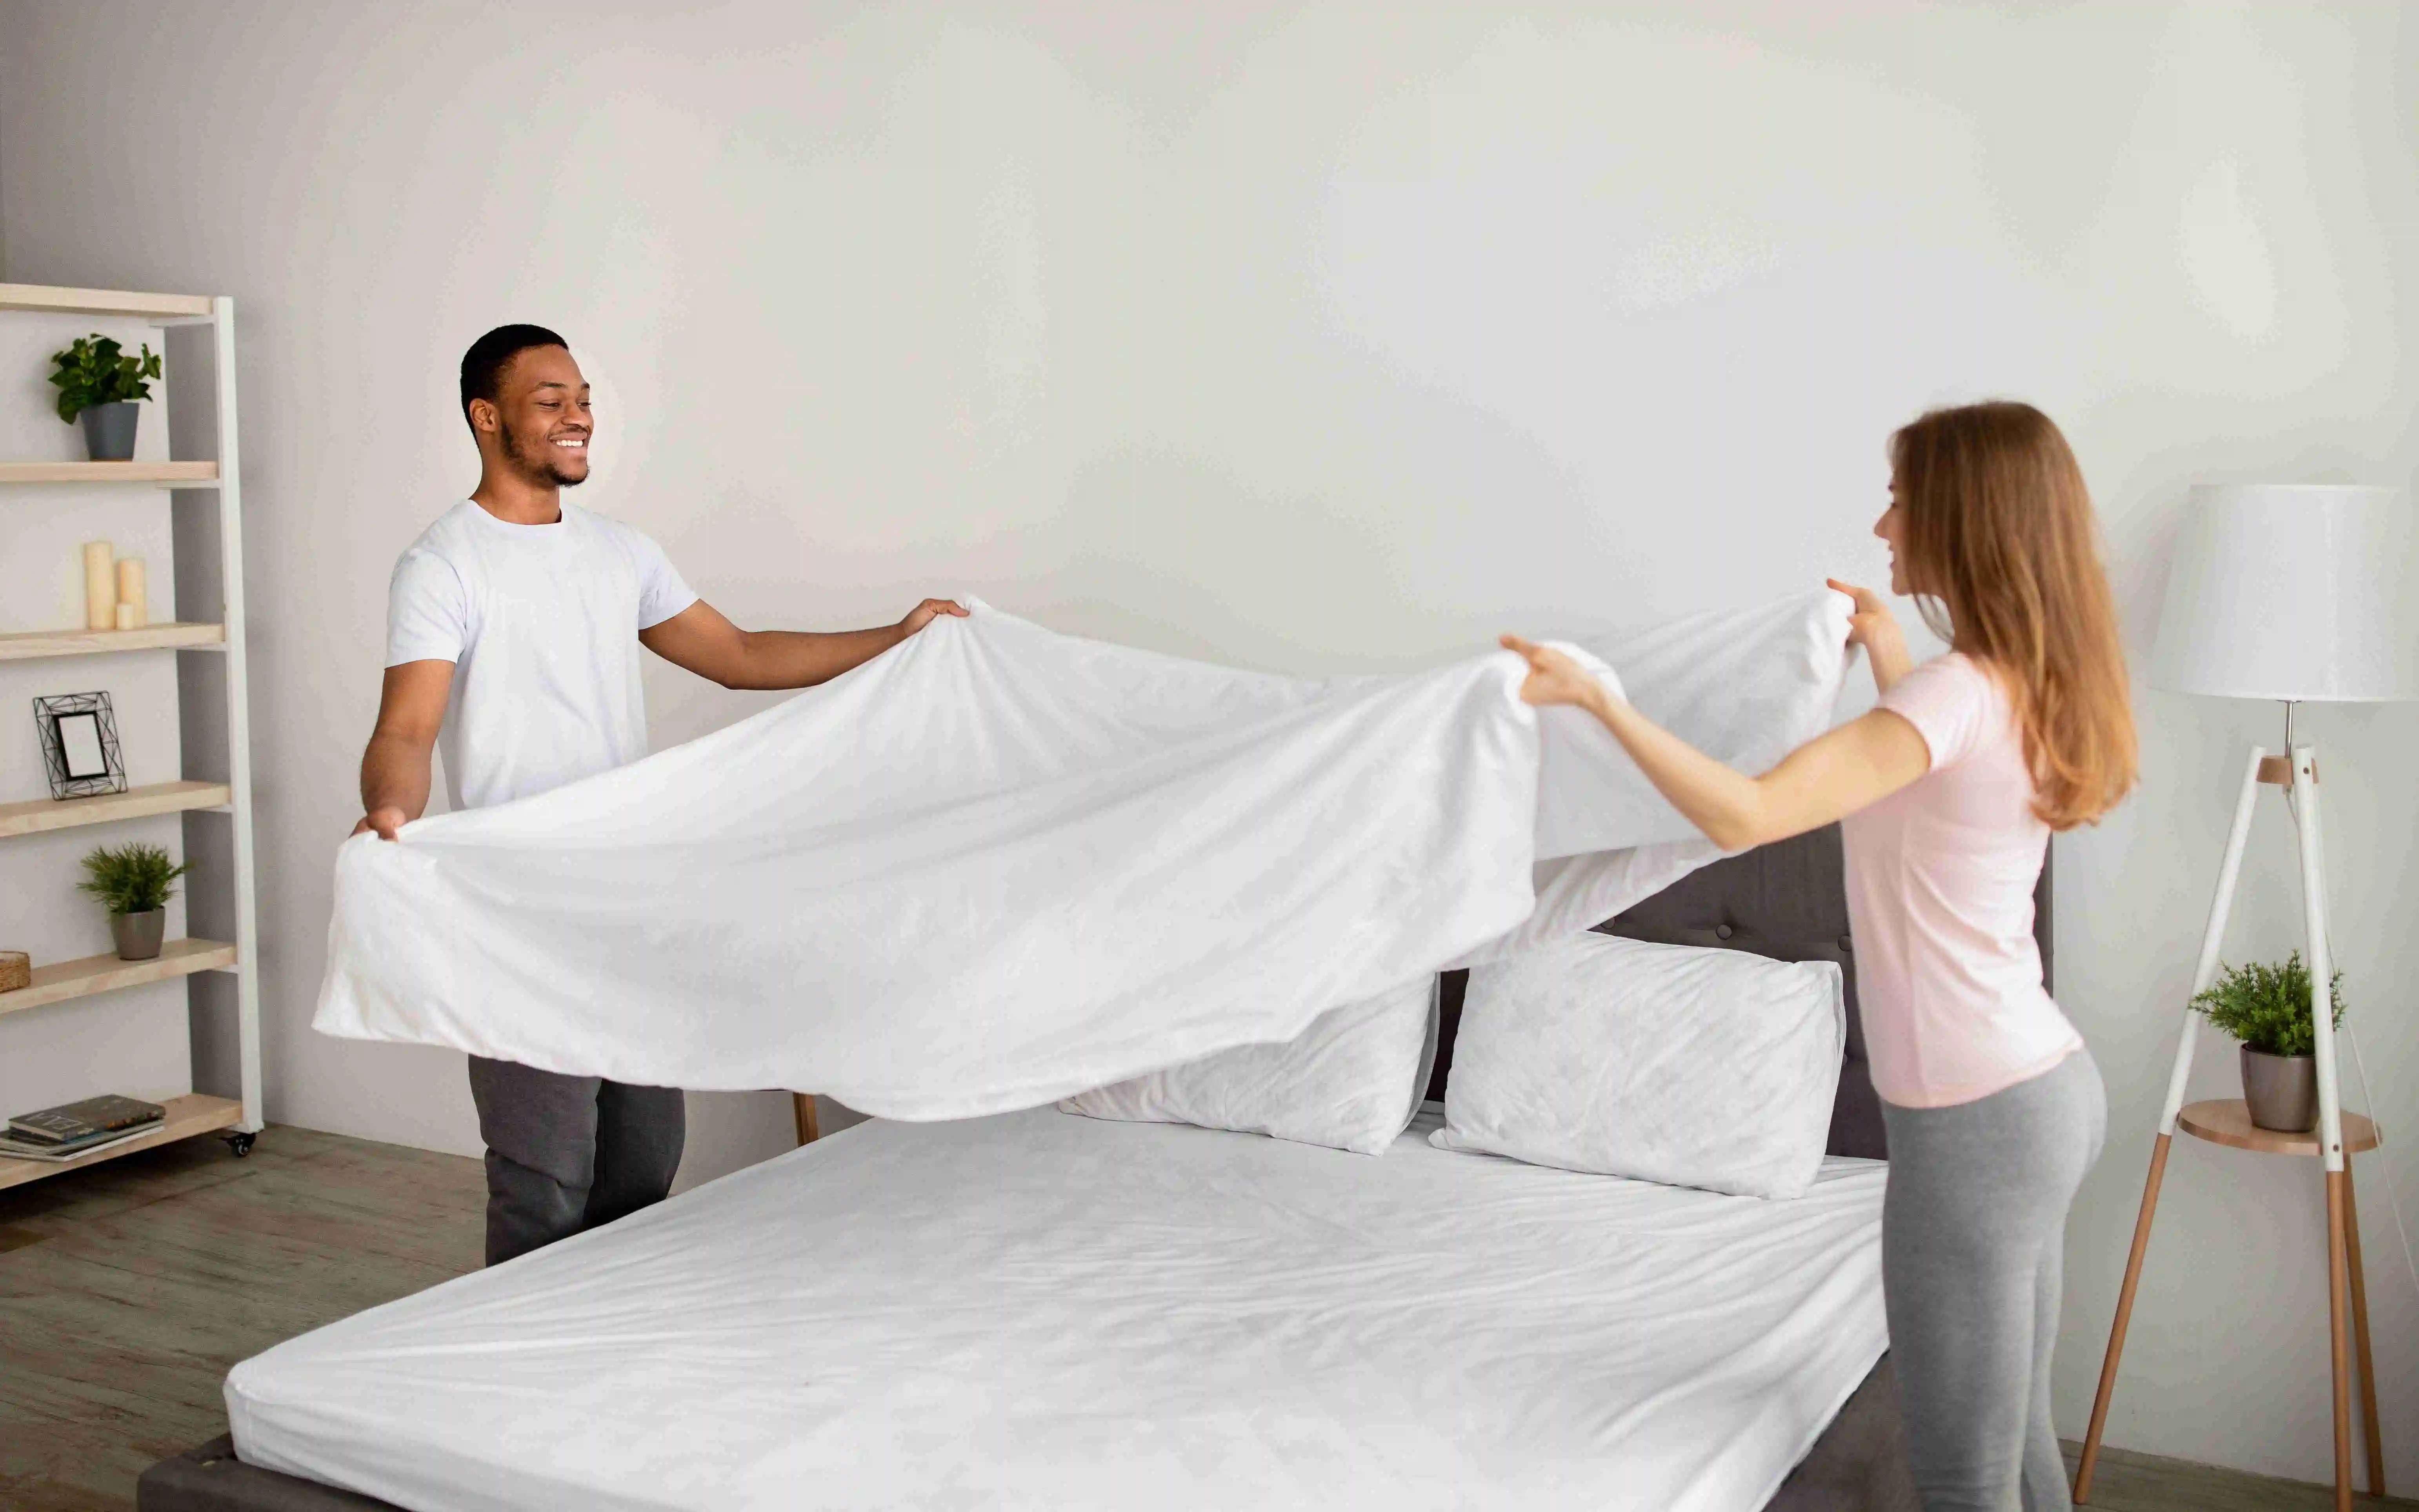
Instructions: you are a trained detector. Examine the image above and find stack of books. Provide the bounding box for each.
[0,1094,167,1162]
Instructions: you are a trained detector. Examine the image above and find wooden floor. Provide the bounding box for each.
[2063,1441,2417,1512]
[0,1125,483,1512]
[0,1123,2407,1512]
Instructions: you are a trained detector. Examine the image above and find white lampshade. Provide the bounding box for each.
[2149,483,2414,702]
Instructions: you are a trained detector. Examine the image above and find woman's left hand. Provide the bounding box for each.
[1500,634,1606,711]
[1824,578,1913,692]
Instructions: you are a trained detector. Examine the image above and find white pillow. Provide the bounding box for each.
[1057,975,1438,1155]
[1433,932,1842,1199]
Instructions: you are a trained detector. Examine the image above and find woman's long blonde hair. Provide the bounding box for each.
[1892,401,2136,830]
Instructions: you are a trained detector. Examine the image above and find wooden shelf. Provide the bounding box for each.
[0,283,213,320]
[0,781,232,840]
[0,281,262,1161]
[0,460,218,486]
[0,939,236,1018]
[2177,1098,2381,1157]
[0,1093,243,1191]
[0,622,225,661]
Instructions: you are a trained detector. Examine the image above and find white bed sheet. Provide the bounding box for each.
[315,592,1851,1117]
[227,1110,1887,1512]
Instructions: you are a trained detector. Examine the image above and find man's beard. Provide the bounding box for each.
[502,422,587,487]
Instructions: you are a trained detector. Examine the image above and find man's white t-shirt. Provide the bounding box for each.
[385,500,698,812]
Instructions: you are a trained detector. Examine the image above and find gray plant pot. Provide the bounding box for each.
[2241,1046,2317,1133]
[110,908,166,962]
[80,401,140,462]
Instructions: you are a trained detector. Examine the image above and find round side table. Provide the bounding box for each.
[2078,1098,2384,1509]
[2177,1097,2380,1158]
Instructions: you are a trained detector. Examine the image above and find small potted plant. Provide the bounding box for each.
[49,334,164,462]
[2191,952,2344,1132]
[77,842,191,961]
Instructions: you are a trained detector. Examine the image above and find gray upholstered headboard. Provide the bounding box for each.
[1428,824,2053,1161]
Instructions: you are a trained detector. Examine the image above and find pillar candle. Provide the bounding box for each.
[83,542,115,630]
[115,558,148,629]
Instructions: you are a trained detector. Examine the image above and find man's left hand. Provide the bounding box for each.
[897,598,971,638]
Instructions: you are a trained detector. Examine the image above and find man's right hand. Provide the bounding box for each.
[355,660,451,844]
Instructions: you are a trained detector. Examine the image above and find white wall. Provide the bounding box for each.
[4,0,2415,1485]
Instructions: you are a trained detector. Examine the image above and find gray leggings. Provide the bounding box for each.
[1881,1048,2106,1512]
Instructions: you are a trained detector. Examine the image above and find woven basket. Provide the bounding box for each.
[0,950,28,994]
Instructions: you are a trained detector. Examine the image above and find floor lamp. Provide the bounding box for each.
[2075,483,2410,1510]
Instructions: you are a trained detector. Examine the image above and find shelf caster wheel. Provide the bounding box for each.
[224,1130,256,1158]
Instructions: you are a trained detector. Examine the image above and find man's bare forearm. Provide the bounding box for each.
[641,597,966,691]
[721,625,905,690]
[360,729,435,826]
[354,660,453,839]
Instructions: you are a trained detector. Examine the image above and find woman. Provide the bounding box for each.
[1506,401,2133,1512]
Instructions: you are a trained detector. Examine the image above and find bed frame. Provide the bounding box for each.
[139,823,2050,1512]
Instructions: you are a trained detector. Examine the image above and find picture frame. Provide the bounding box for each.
[34,691,127,800]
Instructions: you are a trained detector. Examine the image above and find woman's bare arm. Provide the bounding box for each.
[1571,684,1928,850]
[1501,592,1932,850]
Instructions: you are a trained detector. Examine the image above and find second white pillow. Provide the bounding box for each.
[1058,976,1437,1156]
[1434,932,1842,1199]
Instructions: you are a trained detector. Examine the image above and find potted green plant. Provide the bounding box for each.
[49,334,164,462]
[77,842,192,961]
[2190,952,2344,1132]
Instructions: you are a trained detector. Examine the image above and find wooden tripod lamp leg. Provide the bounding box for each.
[2325,1170,2353,1512]
[2289,747,2352,1512]
[2075,1133,2172,1503]
[2345,1161,2384,1497]
[792,1092,820,1146]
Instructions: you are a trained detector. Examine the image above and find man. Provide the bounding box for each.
[355,323,964,1265]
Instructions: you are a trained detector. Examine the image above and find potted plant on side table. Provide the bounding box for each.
[78,842,191,962]
[49,334,164,462]
[2191,951,2344,1132]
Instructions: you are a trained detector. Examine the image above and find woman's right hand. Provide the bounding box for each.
[1825,579,1911,690]
[1499,635,1608,713]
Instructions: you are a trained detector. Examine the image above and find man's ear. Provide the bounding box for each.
[467,398,500,436]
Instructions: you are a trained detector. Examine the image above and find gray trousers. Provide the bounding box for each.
[1881,1048,2105,1512]
[466,1056,686,1267]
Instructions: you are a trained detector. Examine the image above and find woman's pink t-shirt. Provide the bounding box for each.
[1839,652,2081,1109]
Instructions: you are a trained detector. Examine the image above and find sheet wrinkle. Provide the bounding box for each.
[316,592,1848,1118]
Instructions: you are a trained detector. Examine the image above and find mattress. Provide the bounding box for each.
[227,1108,1888,1512]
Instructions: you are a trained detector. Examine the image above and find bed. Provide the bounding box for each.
[141,825,2053,1512]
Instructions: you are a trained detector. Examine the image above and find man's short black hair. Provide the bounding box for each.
[460,323,569,427]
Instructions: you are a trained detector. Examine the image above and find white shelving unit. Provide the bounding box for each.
[0,282,261,1188]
